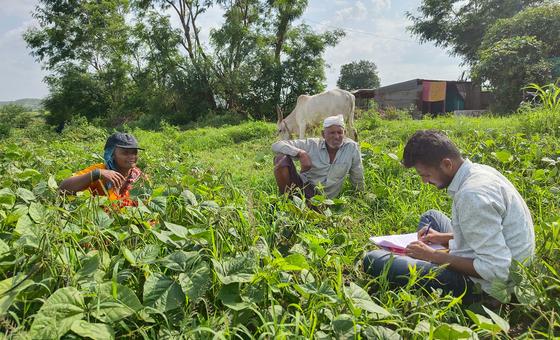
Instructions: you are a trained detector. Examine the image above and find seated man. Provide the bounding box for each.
[272,114,364,199]
[59,132,144,206]
[363,130,535,303]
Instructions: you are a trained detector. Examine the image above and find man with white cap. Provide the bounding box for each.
[272,114,364,199]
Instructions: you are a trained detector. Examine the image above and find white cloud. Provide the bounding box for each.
[0,0,465,100]
[334,1,368,23]
[319,12,464,89]
[0,0,37,18]
[371,0,392,11]
[0,19,47,101]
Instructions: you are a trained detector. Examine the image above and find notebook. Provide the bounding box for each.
[369,232,446,254]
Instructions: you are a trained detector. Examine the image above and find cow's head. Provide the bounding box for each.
[276,105,291,140]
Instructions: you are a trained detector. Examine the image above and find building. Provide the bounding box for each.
[352,79,493,115]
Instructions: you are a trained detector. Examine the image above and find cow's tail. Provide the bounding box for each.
[347,93,358,142]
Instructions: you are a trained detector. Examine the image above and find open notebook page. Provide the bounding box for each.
[369,232,446,251]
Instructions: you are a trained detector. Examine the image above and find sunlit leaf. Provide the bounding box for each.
[71,321,115,340]
[493,150,513,163]
[344,282,390,317]
[16,188,36,203]
[212,254,255,284]
[433,323,474,339]
[0,188,16,209]
[482,306,510,333]
[29,287,85,339]
[0,275,33,315]
[143,273,184,312]
[178,261,211,302]
[28,202,46,224]
[91,282,143,323]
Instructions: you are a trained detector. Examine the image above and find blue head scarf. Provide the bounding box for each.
[103,145,117,189]
[104,145,117,171]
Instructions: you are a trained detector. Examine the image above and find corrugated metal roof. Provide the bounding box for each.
[353,78,474,98]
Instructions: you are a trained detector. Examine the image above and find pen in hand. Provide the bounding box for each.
[422,222,432,241]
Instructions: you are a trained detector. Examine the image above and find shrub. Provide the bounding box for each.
[380,106,411,120]
[356,108,382,130]
[0,123,11,139]
[227,121,275,143]
[524,82,560,111]
[60,116,107,141]
[520,83,560,136]
[0,104,26,115]
[521,108,560,137]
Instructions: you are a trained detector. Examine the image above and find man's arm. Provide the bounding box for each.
[349,146,365,190]
[454,192,512,282]
[406,242,481,278]
[272,139,315,171]
[271,139,311,156]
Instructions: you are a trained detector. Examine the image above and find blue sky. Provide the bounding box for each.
[0,0,465,101]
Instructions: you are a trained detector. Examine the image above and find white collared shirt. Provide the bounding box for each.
[272,138,365,198]
[447,160,535,294]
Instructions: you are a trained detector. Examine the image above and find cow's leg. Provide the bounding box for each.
[350,128,358,142]
[299,124,306,139]
[347,97,357,141]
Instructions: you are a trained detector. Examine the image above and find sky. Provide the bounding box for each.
[0,0,466,101]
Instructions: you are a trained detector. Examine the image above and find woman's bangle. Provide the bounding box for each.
[90,169,101,182]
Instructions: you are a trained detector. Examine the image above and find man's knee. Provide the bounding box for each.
[421,209,443,220]
[363,250,391,275]
[418,209,447,231]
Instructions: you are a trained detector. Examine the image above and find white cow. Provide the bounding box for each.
[277,88,357,140]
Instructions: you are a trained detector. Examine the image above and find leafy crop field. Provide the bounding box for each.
[0,110,559,339]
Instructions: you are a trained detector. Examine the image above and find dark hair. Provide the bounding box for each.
[402,130,461,168]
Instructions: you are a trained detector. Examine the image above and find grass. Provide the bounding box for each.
[0,109,559,338]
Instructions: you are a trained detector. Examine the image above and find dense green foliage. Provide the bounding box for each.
[336,60,380,91]
[0,108,559,338]
[25,0,343,128]
[472,4,560,112]
[408,1,559,112]
[0,100,43,111]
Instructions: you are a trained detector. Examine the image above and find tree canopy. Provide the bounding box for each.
[336,60,380,91]
[25,0,343,127]
[472,4,560,111]
[407,0,559,112]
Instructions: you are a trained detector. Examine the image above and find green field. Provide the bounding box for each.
[0,109,559,339]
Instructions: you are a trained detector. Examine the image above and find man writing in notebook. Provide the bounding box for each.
[363,130,535,303]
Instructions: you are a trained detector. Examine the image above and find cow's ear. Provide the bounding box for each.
[276,105,283,122]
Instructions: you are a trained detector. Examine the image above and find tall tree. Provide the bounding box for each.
[25,0,134,125]
[336,60,380,91]
[407,0,546,65]
[472,4,560,112]
[139,0,218,110]
[270,0,308,110]
[25,0,343,126]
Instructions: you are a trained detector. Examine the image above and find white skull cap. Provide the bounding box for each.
[323,114,345,128]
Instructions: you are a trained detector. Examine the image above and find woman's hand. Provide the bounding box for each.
[99,169,126,189]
